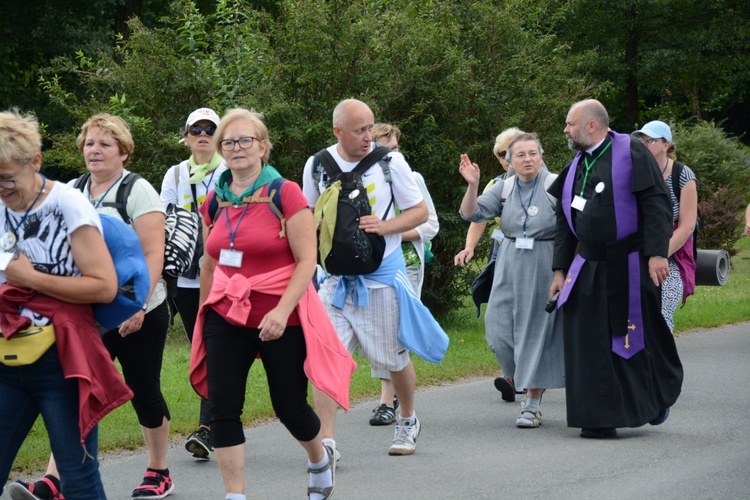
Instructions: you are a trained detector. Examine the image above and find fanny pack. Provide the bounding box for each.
[0,325,56,366]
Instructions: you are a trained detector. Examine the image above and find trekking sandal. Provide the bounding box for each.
[516,407,542,428]
[307,444,335,499]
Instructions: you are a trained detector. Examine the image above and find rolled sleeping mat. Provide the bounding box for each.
[695,249,730,286]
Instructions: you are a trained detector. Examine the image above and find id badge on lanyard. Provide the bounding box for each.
[515,237,534,250]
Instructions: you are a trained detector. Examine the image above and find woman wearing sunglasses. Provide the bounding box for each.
[160,108,227,461]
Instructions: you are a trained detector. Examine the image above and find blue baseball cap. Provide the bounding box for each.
[632,120,672,142]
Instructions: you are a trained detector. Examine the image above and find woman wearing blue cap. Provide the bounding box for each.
[632,121,698,332]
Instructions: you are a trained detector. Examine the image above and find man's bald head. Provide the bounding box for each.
[565,99,610,151]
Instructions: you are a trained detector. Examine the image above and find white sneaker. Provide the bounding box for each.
[388,417,421,455]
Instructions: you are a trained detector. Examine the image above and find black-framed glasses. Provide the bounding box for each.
[220,136,259,151]
[0,158,31,190]
[189,124,217,136]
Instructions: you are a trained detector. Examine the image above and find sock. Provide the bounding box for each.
[400,413,417,426]
[147,467,170,477]
[308,446,332,500]
[524,398,541,411]
[225,494,246,500]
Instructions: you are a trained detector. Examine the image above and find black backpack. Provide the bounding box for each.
[313,146,393,275]
[671,161,700,260]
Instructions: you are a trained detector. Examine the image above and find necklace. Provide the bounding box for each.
[661,158,670,175]
[4,175,47,244]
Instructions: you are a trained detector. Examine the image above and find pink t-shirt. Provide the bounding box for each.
[200,180,310,327]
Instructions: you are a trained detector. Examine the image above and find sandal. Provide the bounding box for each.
[308,443,335,499]
[516,407,542,428]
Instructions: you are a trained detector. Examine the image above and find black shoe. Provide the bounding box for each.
[580,427,617,439]
[393,395,399,412]
[369,403,397,426]
[493,377,516,402]
[650,407,670,426]
[185,427,213,459]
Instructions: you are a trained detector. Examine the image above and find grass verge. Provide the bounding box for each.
[8,237,750,475]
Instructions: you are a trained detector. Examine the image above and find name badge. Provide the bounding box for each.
[572,195,587,211]
[515,237,534,250]
[0,251,15,271]
[219,248,243,268]
[491,228,505,241]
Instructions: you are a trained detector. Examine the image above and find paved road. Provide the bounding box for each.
[4,323,749,499]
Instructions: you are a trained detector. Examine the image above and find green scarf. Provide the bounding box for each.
[214,164,282,205]
[187,152,224,184]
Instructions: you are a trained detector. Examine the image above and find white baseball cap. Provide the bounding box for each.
[185,108,220,129]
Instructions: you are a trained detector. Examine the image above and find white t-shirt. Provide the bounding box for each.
[0,181,102,325]
[68,169,167,309]
[160,159,228,288]
[302,144,424,260]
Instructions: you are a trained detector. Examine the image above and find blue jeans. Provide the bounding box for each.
[0,345,106,499]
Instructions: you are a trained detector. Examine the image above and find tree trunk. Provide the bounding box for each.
[624,1,640,129]
[114,0,143,39]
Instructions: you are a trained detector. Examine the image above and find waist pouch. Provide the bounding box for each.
[0,325,56,366]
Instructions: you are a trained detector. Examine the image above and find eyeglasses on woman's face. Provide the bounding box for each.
[638,135,660,146]
[0,158,31,190]
[219,136,259,151]
[188,124,217,136]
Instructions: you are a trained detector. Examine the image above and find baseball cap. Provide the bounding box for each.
[632,120,672,142]
[185,108,220,129]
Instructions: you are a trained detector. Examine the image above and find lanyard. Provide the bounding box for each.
[89,173,124,209]
[579,141,612,197]
[5,176,47,239]
[516,174,538,237]
[223,176,263,250]
[201,169,217,192]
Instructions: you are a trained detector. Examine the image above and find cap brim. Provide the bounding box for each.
[632,129,661,139]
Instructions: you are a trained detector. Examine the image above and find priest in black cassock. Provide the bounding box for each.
[548,99,683,439]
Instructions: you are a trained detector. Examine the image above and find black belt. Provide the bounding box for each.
[503,234,554,242]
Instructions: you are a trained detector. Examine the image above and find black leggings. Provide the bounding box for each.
[203,309,320,448]
[174,286,200,342]
[174,286,211,427]
[103,300,171,428]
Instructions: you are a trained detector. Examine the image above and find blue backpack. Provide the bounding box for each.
[93,214,151,330]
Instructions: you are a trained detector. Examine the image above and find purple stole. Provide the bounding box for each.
[558,132,644,359]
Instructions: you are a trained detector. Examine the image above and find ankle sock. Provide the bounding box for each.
[147,467,170,477]
[225,494,246,500]
[525,398,541,411]
[400,413,417,426]
[308,447,332,500]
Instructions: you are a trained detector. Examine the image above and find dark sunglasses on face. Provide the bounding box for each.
[188,124,217,136]
[498,149,508,160]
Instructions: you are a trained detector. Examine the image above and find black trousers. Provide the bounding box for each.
[203,309,320,447]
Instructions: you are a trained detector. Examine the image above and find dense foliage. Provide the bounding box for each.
[5,0,749,314]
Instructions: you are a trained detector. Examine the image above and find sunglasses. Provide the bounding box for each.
[498,150,508,160]
[188,124,217,136]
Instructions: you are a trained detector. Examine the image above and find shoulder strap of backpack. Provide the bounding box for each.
[671,161,684,201]
[543,172,558,205]
[315,149,342,180]
[266,177,287,238]
[110,173,141,225]
[351,145,393,177]
[73,173,91,192]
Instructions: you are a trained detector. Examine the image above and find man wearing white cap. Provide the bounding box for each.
[161,107,227,460]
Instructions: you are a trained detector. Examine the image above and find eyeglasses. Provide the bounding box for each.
[0,158,31,190]
[219,136,259,151]
[639,136,659,146]
[188,124,217,136]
